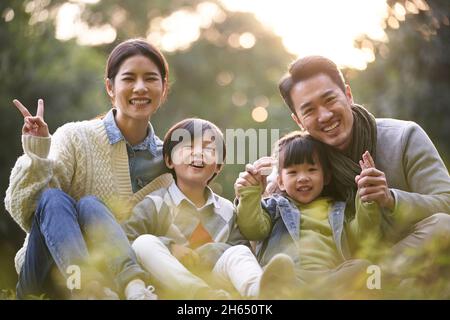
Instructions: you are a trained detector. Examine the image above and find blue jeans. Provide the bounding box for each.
[16,188,148,299]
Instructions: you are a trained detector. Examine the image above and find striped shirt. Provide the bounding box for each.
[122,181,249,268]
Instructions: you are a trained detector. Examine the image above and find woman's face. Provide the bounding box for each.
[106,55,164,122]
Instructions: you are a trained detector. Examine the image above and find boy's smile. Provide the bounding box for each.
[166,136,221,189]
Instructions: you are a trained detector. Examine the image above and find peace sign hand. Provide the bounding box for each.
[13,99,49,137]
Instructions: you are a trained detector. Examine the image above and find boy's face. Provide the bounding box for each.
[166,134,221,188]
[277,153,327,204]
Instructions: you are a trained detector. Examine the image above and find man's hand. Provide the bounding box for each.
[234,157,275,197]
[170,243,200,270]
[355,151,395,210]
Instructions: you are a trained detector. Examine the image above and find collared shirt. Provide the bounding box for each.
[122,180,249,267]
[167,181,220,240]
[168,181,220,211]
[103,109,168,193]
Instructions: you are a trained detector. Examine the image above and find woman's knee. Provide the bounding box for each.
[76,195,112,223]
[36,188,75,220]
[77,195,102,213]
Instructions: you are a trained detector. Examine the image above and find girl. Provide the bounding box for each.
[235,131,381,298]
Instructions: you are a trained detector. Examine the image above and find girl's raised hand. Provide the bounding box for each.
[13,99,49,137]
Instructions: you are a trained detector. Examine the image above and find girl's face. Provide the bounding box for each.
[166,134,221,188]
[106,55,164,122]
[277,152,327,204]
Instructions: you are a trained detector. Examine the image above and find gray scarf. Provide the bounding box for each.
[325,104,377,219]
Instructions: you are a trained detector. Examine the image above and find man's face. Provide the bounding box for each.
[290,73,354,151]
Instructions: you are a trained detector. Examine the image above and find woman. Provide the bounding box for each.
[5,39,173,299]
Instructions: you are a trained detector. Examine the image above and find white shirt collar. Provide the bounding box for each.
[167,181,220,210]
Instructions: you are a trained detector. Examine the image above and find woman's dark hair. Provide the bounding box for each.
[106,38,169,101]
[163,118,226,183]
[279,55,346,114]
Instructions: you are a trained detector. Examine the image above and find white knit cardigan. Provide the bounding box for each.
[5,118,173,273]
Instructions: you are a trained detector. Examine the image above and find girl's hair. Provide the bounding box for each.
[106,38,170,101]
[273,131,336,197]
[275,131,330,175]
[163,118,226,183]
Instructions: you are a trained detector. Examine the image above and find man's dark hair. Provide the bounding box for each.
[276,131,331,180]
[279,56,346,113]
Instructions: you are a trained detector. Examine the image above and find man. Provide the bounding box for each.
[235,56,450,292]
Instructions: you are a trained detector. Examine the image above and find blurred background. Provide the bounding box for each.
[1,0,448,294]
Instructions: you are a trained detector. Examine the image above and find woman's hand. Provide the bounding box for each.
[13,99,49,137]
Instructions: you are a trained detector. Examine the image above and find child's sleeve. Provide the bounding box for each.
[348,194,382,242]
[236,185,272,241]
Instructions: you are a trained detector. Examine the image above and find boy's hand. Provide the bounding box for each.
[170,243,200,270]
[355,151,394,210]
[234,157,274,197]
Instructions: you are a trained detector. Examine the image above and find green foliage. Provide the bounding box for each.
[0,0,107,291]
[0,289,15,300]
[0,0,448,298]
[350,0,450,164]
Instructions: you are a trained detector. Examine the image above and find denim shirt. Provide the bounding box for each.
[256,194,350,267]
[103,109,168,193]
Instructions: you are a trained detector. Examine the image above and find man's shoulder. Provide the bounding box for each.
[376,117,418,130]
[375,118,426,141]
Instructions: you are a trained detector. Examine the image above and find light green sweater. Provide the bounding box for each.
[237,186,381,268]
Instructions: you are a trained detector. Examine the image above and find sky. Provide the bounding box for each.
[56,0,428,70]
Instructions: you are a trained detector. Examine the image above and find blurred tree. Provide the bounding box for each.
[350,0,449,163]
[150,9,295,199]
[0,0,106,290]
